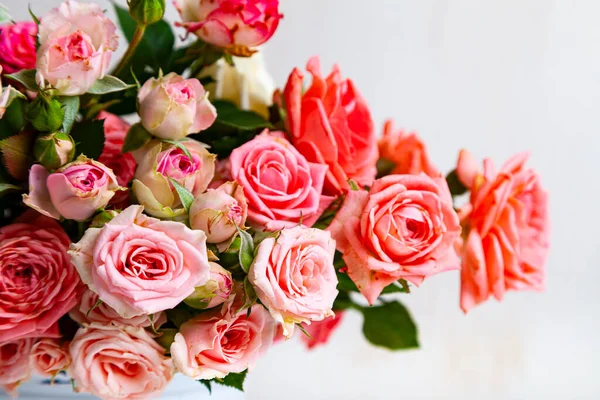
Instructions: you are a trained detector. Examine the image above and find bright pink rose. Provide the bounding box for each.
[69,323,174,399]
[249,226,338,337]
[283,56,378,195]
[0,338,33,395]
[69,205,211,318]
[175,0,282,52]
[229,131,332,230]
[328,175,461,305]
[23,156,122,222]
[171,295,275,380]
[455,151,550,313]
[138,72,217,140]
[0,212,83,342]
[301,311,344,350]
[0,22,37,74]
[30,339,71,377]
[35,0,118,95]
[379,120,440,177]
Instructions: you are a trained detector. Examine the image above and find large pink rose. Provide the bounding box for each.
[30,339,71,377]
[23,156,122,222]
[171,295,275,380]
[0,212,83,342]
[69,323,174,399]
[36,0,118,95]
[69,205,211,318]
[0,338,33,395]
[283,56,378,195]
[300,311,345,350]
[328,175,461,305]
[455,151,550,312]
[379,120,440,177]
[0,22,37,74]
[249,226,338,337]
[229,131,332,230]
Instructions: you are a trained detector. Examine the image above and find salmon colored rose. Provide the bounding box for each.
[30,339,71,377]
[0,338,33,395]
[0,21,37,74]
[455,150,550,313]
[301,312,345,350]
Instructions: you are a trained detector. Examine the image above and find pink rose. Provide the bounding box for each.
[133,139,216,218]
[0,338,33,395]
[138,72,216,140]
[69,323,174,399]
[184,262,233,310]
[23,156,122,222]
[69,205,211,318]
[300,311,344,350]
[209,158,232,189]
[328,175,461,305]
[0,212,83,342]
[0,22,37,74]
[455,151,550,312]
[69,289,166,329]
[175,0,282,52]
[36,0,118,95]
[30,339,71,377]
[249,226,338,337]
[379,120,440,177]
[229,131,332,230]
[283,56,378,195]
[171,296,275,380]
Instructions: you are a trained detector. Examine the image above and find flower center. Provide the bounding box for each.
[157,148,201,180]
[64,31,95,61]
[166,81,195,104]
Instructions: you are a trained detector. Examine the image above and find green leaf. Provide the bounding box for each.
[86,298,103,318]
[361,301,419,350]
[122,123,152,154]
[336,271,359,292]
[155,328,178,351]
[71,120,105,160]
[348,179,360,191]
[166,309,192,329]
[0,131,34,180]
[381,280,410,294]
[198,380,212,394]
[0,4,11,24]
[446,169,468,197]
[0,183,22,197]
[0,95,26,139]
[87,76,135,95]
[28,5,40,25]
[5,69,38,91]
[163,139,193,163]
[237,277,257,315]
[236,225,255,273]
[215,370,247,392]
[376,157,396,178]
[169,178,194,212]
[58,96,80,134]
[213,100,272,131]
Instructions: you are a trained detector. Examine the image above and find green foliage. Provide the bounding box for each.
[122,123,153,153]
[127,0,166,26]
[0,4,11,24]
[58,96,80,134]
[0,98,26,140]
[212,100,273,131]
[236,226,255,273]
[166,309,192,329]
[169,178,194,212]
[87,76,135,95]
[5,69,38,91]
[0,183,22,198]
[26,95,64,132]
[199,370,248,393]
[361,301,419,350]
[446,169,468,196]
[70,120,105,160]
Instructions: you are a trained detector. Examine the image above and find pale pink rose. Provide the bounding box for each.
[249,226,338,337]
[138,72,216,140]
[69,323,174,399]
[30,339,71,377]
[283,56,378,195]
[36,0,118,95]
[132,139,216,218]
[328,175,461,305]
[175,0,282,52]
[69,205,211,318]
[171,295,275,380]
[0,212,83,342]
[184,262,233,310]
[0,22,37,74]
[190,181,248,250]
[301,311,345,350]
[0,338,33,396]
[379,120,440,177]
[229,131,333,231]
[456,151,550,313]
[69,289,166,330]
[23,156,122,222]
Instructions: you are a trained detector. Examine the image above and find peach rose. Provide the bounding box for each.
[328,175,461,305]
[0,338,33,395]
[300,311,345,350]
[249,226,338,337]
[69,205,211,318]
[456,151,550,312]
[30,339,71,377]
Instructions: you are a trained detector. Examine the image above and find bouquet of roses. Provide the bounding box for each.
[0,0,550,398]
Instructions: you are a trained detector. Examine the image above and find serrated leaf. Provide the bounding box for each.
[169,178,194,212]
[215,370,247,392]
[5,69,38,91]
[361,301,419,350]
[213,100,272,131]
[236,225,255,273]
[87,76,135,95]
[58,96,79,134]
[0,131,34,180]
[122,123,152,153]
[70,120,105,160]
[163,139,193,163]
[198,380,212,394]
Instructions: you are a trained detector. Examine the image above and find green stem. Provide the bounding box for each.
[113,24,147,77]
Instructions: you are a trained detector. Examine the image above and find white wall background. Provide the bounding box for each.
[5,1,600,399]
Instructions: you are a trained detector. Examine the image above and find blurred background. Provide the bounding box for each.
[5,0,599,399]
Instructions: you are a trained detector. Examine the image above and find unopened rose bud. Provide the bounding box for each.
[33,132,75,170]
[90,209,119,228]
[26,95,64,132]
[183,262,233,310]
[128,0,166,26]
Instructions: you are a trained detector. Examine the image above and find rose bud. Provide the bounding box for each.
[90,209,119,228]
[190,181,248,250]
[26,94,64,132]
[33,132,75,170]
[128,0,166,25]
[184,262,233,310]
[138,72,216,140]
[0,21,37,74]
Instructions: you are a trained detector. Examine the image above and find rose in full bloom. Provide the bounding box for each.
[379,120,440,177]
[328,175,461,305]
[138,72,217,140]
[0,22,37,74]
[69,324,174,399]
[283,56,378,195]
[249,226,338,337]
[23,156,122,221]
[30,339,71,377]
[0,212,83,342]
[0,338,33,395]
[133,139,216,218]
[300,312,345,350]
[171,295,275,380]
[455,150,550,312]
[36,0,118,95]
[174,0,282,53]
[229,131,332,230]
[69,205,211,318]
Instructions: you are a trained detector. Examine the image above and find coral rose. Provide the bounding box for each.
[300,312,345,350]
[30,339,71,377]
[0,338,33,395]
[0,22,37,74]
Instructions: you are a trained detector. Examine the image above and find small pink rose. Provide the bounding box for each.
[184,262,233,310]
[0,338,33,396]
[0,22,37,74]
[30,339,71,377]
[300,311,345,350]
